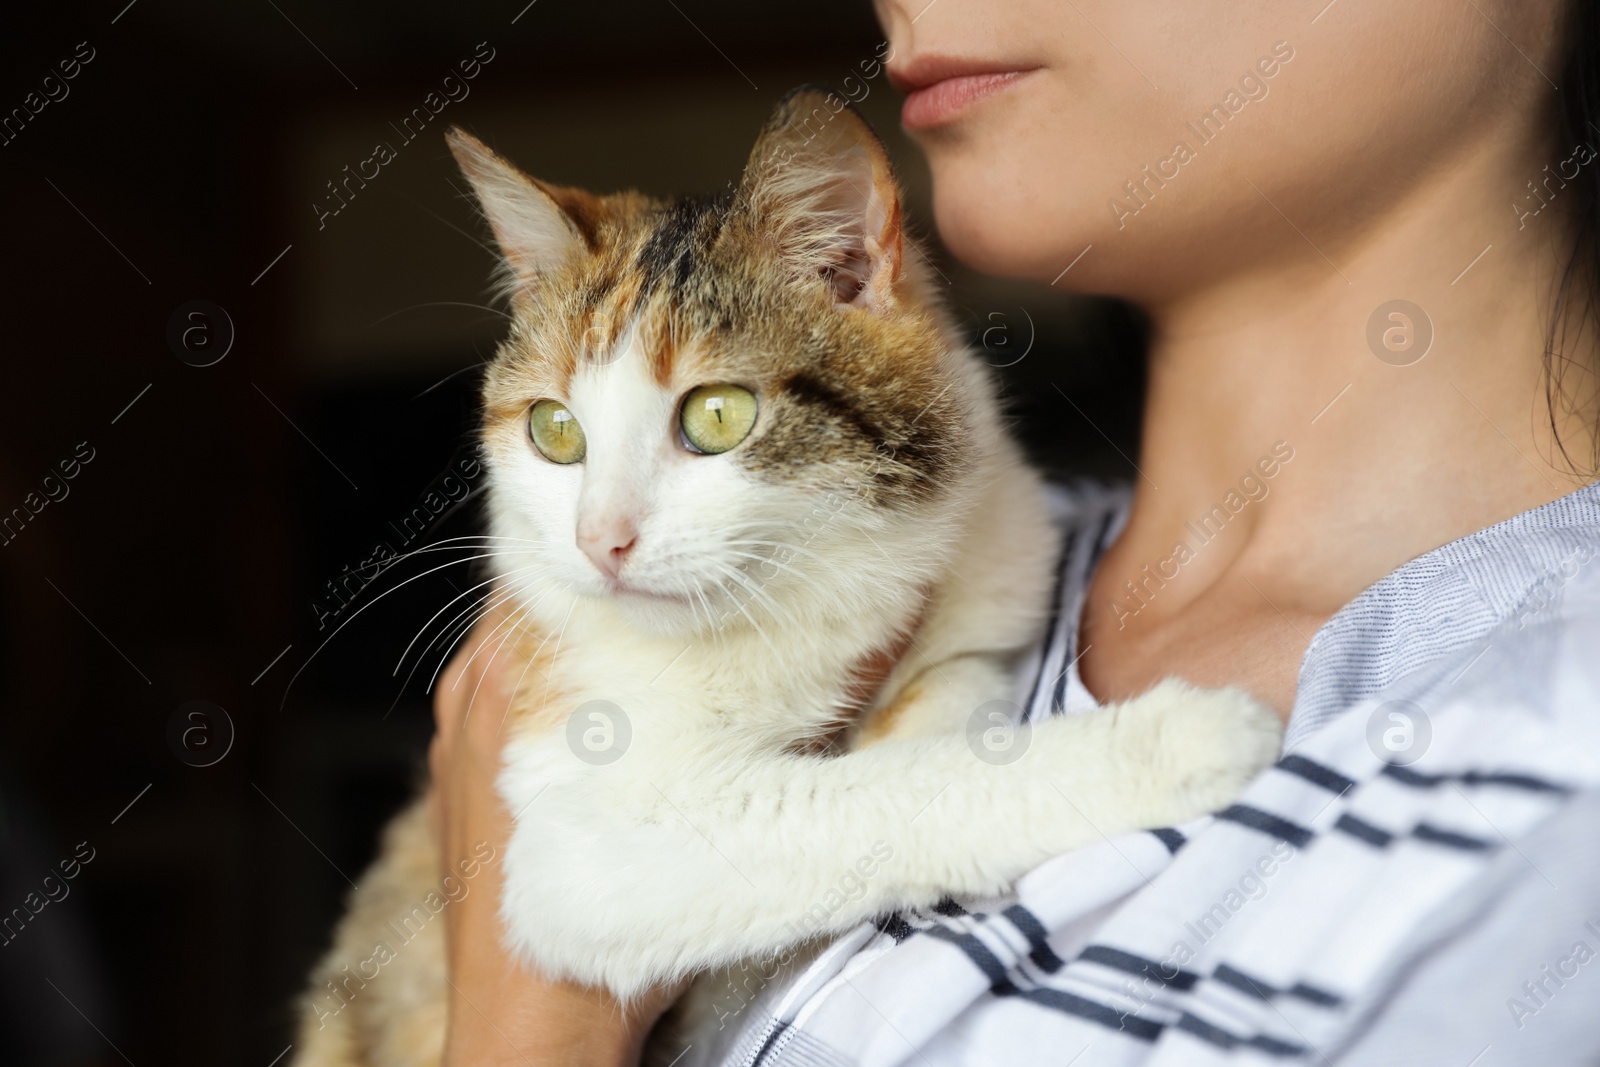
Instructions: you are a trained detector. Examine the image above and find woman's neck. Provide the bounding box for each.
[1080,123,1598,714]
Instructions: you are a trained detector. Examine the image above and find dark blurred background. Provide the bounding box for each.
[0,2,1145,1063]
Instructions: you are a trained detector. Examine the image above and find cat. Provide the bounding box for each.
[292,87,1282,1067]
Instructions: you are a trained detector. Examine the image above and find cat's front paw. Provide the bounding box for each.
[1119,678,1284,822]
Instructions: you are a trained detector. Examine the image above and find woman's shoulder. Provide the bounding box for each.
[1289,481,1600,747]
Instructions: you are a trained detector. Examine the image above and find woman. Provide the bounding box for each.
[430,0,1600,1062]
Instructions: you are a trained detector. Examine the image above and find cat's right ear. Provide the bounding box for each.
[446,127,590,301]
[736,87,905,314]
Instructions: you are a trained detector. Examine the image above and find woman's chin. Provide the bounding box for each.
[930,174,1093,284]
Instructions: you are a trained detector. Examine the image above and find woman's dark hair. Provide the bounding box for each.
[1551,0,1600,473]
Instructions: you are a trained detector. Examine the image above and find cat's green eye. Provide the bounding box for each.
[528,399,586,464]
[680,384,758,455]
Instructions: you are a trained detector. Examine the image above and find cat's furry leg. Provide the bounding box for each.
[499,679,1282,996]
[292,798,449,1067]
[853,652,1032,746]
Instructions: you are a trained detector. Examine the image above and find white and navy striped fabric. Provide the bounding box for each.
[686,479,1600,1067]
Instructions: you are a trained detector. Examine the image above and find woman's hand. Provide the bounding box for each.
[426,594,917,1065]
[428,604,677,1066]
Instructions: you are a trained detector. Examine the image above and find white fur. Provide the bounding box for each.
[480,327,1283,999]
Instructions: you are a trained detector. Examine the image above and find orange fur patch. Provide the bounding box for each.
[501,620,579,741]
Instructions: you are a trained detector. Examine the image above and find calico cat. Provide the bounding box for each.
[293,87,1282,1066]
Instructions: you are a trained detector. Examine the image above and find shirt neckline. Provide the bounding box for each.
[1057,478,1600,745]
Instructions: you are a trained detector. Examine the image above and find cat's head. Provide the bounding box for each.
[451,88,995,638]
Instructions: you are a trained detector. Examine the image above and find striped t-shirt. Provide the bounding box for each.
[684,478,1600,1067]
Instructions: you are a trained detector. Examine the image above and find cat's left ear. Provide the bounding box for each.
[737,87,905,314]
[446,127,595,302]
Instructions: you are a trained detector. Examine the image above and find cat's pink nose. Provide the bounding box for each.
[577,518,638,579]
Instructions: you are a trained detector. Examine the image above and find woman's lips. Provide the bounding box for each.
[900,70,1033,130]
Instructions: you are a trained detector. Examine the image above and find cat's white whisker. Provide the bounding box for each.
[397,568,547,698]
[704,562,784,653]
[719,547,813,591]
[494,607,551,740]
[380,571,536,719]
[706,557,787,617]
[424,587,540,697]
[723,534,838,565]
[460,598,541,728]
[278,549,526,710]
[516,588,576,674]
[435,575,547,684]
[393,566,527,674]
[536,598,578,709]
